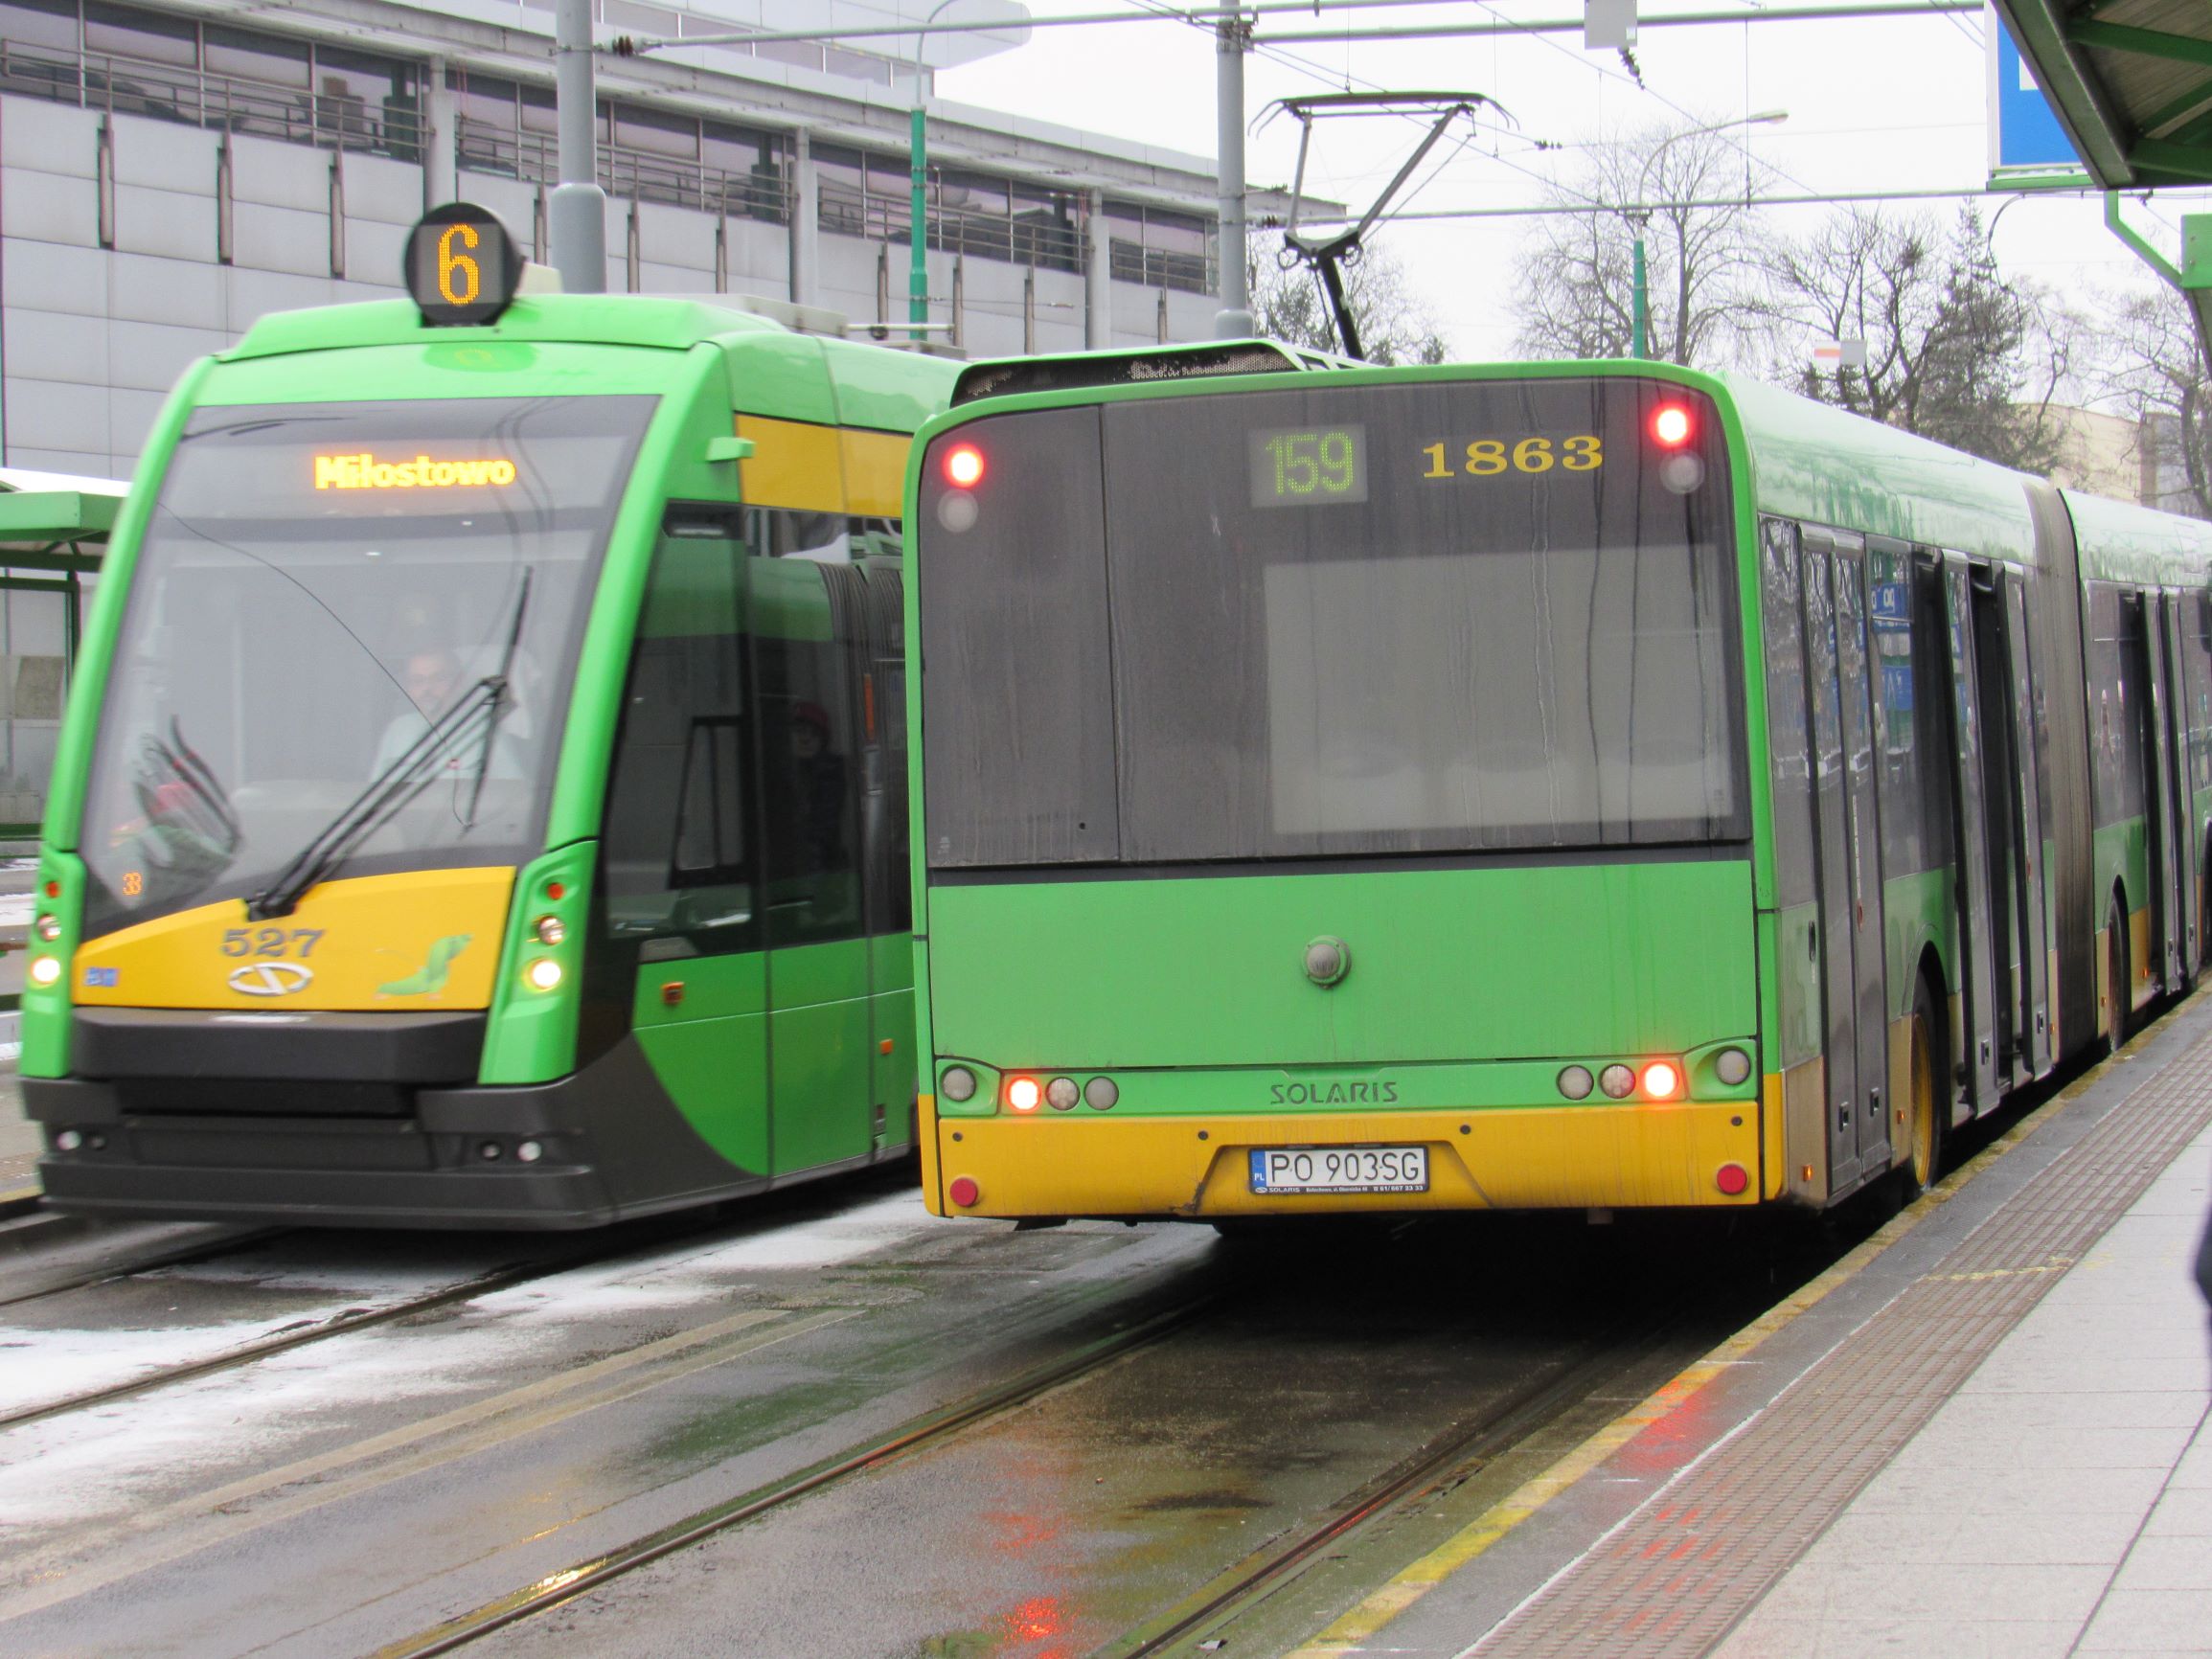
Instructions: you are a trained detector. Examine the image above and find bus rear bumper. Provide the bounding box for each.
[927,1101,1767,1218]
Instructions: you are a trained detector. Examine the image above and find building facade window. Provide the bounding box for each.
[0,0,421,159]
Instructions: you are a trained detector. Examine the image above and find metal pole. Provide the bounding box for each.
[910,101,928,343]
[1630,223,1648,357]
[550,0,605,292]
[1214,12,1252,338]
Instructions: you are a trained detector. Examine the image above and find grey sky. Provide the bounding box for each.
[936,1,2206,364]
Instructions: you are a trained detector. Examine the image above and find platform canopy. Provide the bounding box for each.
[0,467,125,573]
[1993,0,2212,188]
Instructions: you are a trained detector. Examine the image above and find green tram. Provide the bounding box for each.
[906,351,2212,1221]
[23,207,956,1228]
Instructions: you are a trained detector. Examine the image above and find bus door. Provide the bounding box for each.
[1799,534,1875,1190]
[855,560,913,1153]
[751,556,874,1178]
[1999,573,2052,1079]
[2125,591,2180,1005]
[1937,559,2002,1113]
[2155,594,2198,988]
[1834,542,1890,1172]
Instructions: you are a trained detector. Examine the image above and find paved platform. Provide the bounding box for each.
[1305,990,2212,1659]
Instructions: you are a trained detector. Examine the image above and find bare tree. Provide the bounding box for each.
[1760,203,2076,474]
[1250,237,1448,365]
[1510,122,1776,367]
[2097,285,2212,518]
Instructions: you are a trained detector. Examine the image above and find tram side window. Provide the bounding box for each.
[1759,518,1815,910]
[748,508,852,561]
[601,528,760,953]
[753,566,863,948]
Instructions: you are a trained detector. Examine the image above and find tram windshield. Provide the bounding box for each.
[920,376,1745,867]
[79,395,654,935]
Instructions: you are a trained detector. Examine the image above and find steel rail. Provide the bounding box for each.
[1106,1301,1702,1659]
[362,1285,1230,1659]
[0,1202,790,1434]
[0,1226,288,1312]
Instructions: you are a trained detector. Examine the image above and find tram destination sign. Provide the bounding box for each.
[403,203,525,327]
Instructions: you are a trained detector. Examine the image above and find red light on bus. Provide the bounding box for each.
[1641,1059,1681,1099]
[1007,1076,1041,1113]
[1651,405,1694,447]
[944,444,986,489]
[948,1175,981,1207]
[1715,1162,1750,1195]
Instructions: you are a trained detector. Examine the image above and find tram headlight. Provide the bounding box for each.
[33,914,59,943]
[523,958,562,992]
[29,956,60,988]
[533,914,566,947]
[1557,1065,1594,1101]
[940,1065,977,1102]
[1714,1046,1752,1086]
[1598,1063,1635,1100]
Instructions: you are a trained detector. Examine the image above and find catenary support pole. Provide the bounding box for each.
[1214,12,1253,338]
[551,0,606,292]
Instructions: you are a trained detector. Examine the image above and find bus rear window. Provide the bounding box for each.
[918,377,1745,868]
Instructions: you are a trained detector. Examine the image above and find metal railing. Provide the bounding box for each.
[0,39,422,160]
[1109,239,1214,296]
[816,178,1083,276]
[458,121,792,224]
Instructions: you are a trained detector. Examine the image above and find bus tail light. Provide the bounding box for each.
[1715,1162,1750,1195]
[1007,1076,1041,1113]
[1641,1060,1681,1100]
[1651,403,1694,446]
[1598,1064,1634,1099]
[948,1175,981,1207]
[943,443,986,488]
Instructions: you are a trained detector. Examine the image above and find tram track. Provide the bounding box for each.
[362,1283,1233,1659]
[0,1224,291,1312]
[1104,1301,1699,1659]
[0,1191,883,1435]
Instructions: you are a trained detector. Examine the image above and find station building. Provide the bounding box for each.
[0,0,1254,480]
[0,0,1257,836]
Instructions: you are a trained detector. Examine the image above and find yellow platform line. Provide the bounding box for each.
[1285,992,2194,1657]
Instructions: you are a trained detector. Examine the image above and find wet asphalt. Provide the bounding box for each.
[0,1159,1868,1659]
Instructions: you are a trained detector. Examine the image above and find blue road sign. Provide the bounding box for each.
[1993,19,2082,173]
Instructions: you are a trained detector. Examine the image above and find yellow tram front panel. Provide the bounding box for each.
[72,868,515,1011]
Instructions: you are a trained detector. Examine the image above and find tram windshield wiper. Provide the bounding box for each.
[246,572,534,920]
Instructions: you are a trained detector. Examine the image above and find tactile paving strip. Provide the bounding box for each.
[1467,1035,2212,1658]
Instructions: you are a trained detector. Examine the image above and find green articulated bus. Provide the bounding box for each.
[22,205,957,1228]
[906,348,2212,1221]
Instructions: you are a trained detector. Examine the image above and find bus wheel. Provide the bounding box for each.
[1903,976,1944,1197]
[2107,898,2131,1057]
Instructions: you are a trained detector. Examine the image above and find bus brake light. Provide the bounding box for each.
[1007,1076,1041,1112]
[945,444,986,489]
[1641,1059,1681,1099]
[1651,405,1693,447]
